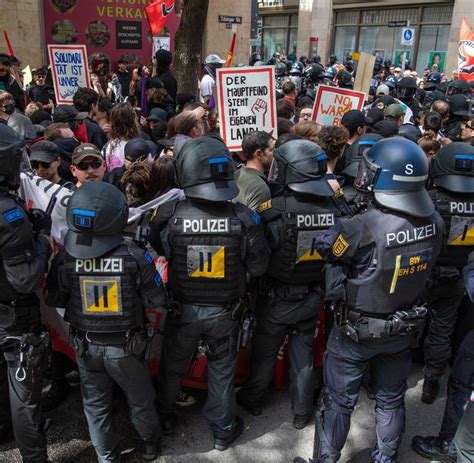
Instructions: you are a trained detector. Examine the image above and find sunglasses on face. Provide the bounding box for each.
[74,160,103,170]
[31,160,54,169]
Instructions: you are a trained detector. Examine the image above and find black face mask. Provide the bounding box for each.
[2,103,15,115]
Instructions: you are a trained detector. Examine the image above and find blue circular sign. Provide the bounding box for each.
[403,29,413,41]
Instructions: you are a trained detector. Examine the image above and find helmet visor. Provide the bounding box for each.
[354,154,380,192]
[397,87,415,99]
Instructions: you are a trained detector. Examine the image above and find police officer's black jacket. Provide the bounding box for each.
[148,198,270,305]
[257,193,343,286]
[0,192,51,334]
[314,205,444,316]
[429,187,474,271]
[45,241,165,333]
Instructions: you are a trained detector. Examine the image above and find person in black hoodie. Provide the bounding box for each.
[146,76,175,121]
[154,49,177,103]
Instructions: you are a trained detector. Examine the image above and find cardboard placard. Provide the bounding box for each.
[48,44,91,104]
[312,85,366,127]
[353,52,375,96]
[216,66,277,151]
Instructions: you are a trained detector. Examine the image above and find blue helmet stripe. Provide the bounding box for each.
[208,157,229,164]
[72,209,96,217]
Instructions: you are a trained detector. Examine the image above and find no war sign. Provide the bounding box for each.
[48,44,91,104]
[216,66,277,151]
[312,85,366,127]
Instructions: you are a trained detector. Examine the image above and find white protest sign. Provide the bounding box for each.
[312,85,366,127]
[216,66,277,151]
[48,44,91,104]
[153,37,171,55]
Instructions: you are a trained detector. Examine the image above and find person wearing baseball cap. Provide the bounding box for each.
[70,143,105,187]
[30,140,74,187]
[384,104,405,126]
[146,76,175,120]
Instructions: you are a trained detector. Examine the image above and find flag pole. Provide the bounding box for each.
[3,31,14,57]
[225,30,237,68]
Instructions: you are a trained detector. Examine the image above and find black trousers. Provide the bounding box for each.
[0,341,48,463]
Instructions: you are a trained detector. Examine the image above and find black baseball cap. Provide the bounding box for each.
[53,105,87,123]
[449,94,471,118]
[124,138,151,161]
[146,107,167,123]
[65,182,129,259]
[30,141,60,163]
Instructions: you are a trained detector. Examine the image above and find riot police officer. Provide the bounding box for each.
[148,136,269,450]
[309,138,444,463]
[45,182,164,462]
[0,124,52,462]
[237,140,342,429]
[421,142,474,404]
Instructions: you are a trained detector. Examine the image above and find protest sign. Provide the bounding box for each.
[48,44,91,104]
[153,36,171,55]
[216,66,277,151]
[353,52,375,96]
[312,85,366,127]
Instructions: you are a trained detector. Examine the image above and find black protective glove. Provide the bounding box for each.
[28,208,52,236]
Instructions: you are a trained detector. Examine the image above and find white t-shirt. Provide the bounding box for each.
[199,74,215,103]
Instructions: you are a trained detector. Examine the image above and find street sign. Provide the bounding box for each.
[218,15,242,24]
[388,20,407,27]
[401,27,415,45]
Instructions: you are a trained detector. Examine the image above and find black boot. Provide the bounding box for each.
[160,413,177,437]
[143,439,161,461]
[236,390,262,416]
[293,413,313,430]
[411,435,456,462]
[214,416,244,451]
[421,376,440,404]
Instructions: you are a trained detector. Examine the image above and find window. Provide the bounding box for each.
[334,27,357,61]
[261,14,298,60]
[417,25,450,74]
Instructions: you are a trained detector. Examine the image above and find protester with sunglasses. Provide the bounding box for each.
[70,143,106,188]
[30,141,74,188]
[26,67,55,112]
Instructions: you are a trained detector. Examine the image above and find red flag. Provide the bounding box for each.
[145,0,175,37]
[225,32,236,68]
[458,17,474,83]
[3,31,14,57]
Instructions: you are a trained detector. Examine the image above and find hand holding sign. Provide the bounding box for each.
[251,98,268,127]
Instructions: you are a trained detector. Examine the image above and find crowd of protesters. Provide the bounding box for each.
[0,45,473,463]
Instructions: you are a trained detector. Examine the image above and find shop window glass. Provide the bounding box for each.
[289,28,298,57]
[416,25,450,75]
[263,15,288,27]
[290,14,298,26]
[334,26,357,61]
[422,6,453,23]
[263,28,287,59]
[335,10,358,25]
[359,26,413,67]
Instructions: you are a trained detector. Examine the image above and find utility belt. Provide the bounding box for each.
[331,302,428,342]
[71,326,155,361]
[268,283,316,301]
[5,331,51,382]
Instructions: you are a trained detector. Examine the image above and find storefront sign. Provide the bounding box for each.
[42,0,180,66]
[312,85,366,127]
[48,44,90,104]
[216,66,277,151]
[116,21,142,49]
[401,27,415,46]
[218,15,242,24]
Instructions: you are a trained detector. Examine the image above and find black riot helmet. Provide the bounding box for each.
[424,72,442,91]
[65,182,129,259]
[446,79,470,97]
[274,140,334,197]
[250,52,262,65]
[305,63,325,83]
[275,62,287,77]
[313,54,322,64]
[328,54,338,66]
[354,138,433,217]
[336,69,353,88]
[174,136,238,202]
[431,142,474,193]
[343,133,383,179]
[396,77,417,100]
[0,124,25,188]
